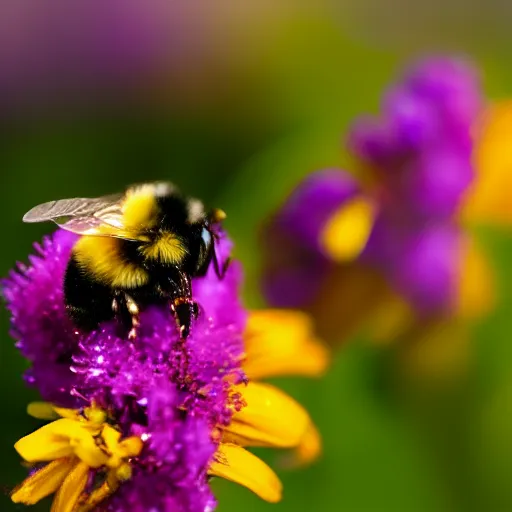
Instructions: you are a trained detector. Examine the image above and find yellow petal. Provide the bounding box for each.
[224,382,310,448]
[72,432,109,469]
[76,477,119,512]
[243,310,329,380]
[53,407,84,420]
[455,235,495,319]
[282,422,322,468]
[27,403,86,423]
[82,406,107,426]
[51,461,90,512]
[101,425,143,468]
[209,443,282,503]
[15,419,81,462]
[27,402,60,421]
[101,425,122,453]
[11,458,76,505]
[116,436,144,459]
[463,101,512,226]
[27,402,86,422]
[15,418,107,468]
[320,197,375,262]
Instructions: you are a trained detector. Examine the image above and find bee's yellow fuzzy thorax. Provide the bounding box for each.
[123,184,187,265]
[122,185,160,230]
[140,233,187,265]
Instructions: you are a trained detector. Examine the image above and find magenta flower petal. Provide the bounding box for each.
[100,381,217,512]
[405,56,483,134]
[261,169,361,308]
[274,169,361,253]
[390,226,461,313]
[383,86,437,152]
[2,230,80,404]
[347,117,401,167]
[399,149,473,220]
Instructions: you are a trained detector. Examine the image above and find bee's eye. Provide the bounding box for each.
[201,227,212,248]
[195,227,213,275]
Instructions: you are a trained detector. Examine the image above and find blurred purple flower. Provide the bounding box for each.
[262,56,483,316]
[262,169,361,307]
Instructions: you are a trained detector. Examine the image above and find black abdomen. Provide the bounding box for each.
[64,250,197,337]
[64,255,116,330]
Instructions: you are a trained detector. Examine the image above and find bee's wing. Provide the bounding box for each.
[22,194,123,223]
[22,193,136,238]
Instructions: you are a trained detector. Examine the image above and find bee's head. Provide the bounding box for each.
[137,201,226,276]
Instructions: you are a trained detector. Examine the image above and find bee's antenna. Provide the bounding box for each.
[207,208,230,279]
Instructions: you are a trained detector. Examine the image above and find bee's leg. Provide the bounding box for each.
[170,297,198,339]
[213,252,231,279]
[194,233,231,279]
[168,271,198,340]
[210,229,232,279]
[160,271,197,386]
[112,291,140,340]
[125,294,141,340]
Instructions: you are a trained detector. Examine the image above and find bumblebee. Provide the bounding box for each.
[23,182,228,339]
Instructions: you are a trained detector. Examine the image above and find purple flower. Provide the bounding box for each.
[352,56,482,310]
[350,57,480,222]
[261,169,361,307]
[274,169,361,254]
[404,57,482,136]
[100,381,217,512]
[390,226,461,313]
[262,56,483,317]
[3,227,246,510]
[3,229,245,428]
[3,230,78,362]
[397,148,473,221]
[364,219,461,312]
[7,224,322,510]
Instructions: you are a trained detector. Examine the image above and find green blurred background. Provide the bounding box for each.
[2,2,512,511]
